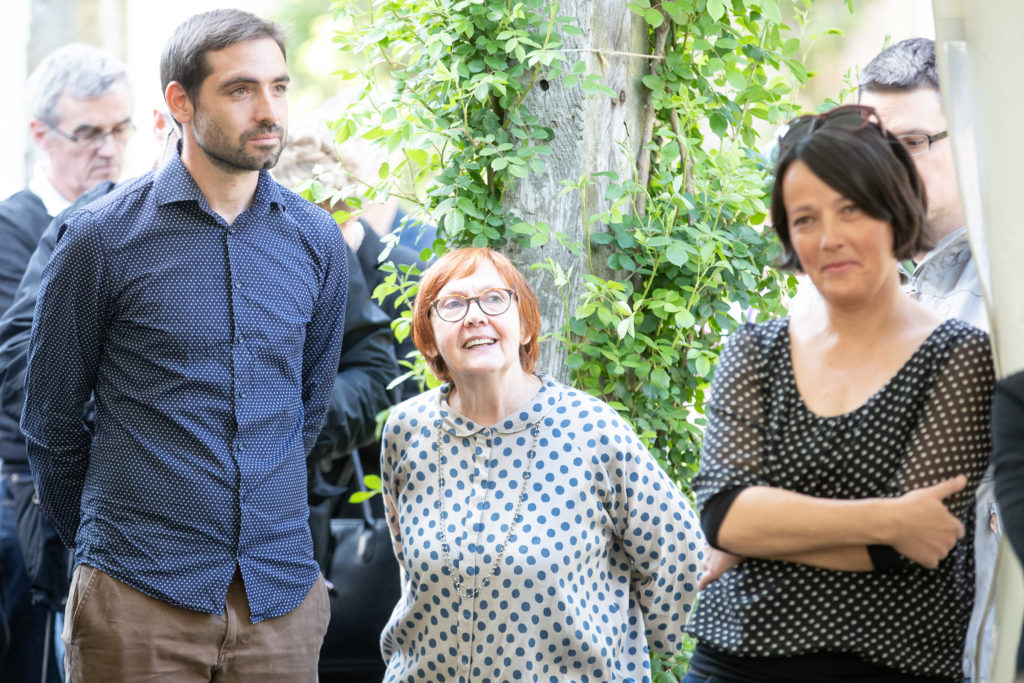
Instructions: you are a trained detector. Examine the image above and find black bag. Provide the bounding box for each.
[317,451,401,677]
[13,480,71,613]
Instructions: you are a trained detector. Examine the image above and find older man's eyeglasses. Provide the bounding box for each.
[50,122,136,150]
[431,288,516,322]
[897,130,948,157]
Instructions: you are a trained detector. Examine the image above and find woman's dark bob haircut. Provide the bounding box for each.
[770,121,930,271]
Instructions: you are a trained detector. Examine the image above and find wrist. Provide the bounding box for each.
[861,497,899,545]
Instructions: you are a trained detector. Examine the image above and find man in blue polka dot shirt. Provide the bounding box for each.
[20,10,346,681]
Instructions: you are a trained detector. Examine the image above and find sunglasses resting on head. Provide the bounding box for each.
[778,104,947,159]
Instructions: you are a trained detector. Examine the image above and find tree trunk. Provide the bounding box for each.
[503,0,648,384]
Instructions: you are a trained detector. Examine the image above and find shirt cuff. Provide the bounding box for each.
[700,486,748,549]
[867,544,904,571]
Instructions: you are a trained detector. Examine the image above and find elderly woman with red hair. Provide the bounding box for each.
[378,247,705,682]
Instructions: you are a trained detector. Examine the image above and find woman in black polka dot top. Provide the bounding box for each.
[378,247,705,682]
[685,106,994,682]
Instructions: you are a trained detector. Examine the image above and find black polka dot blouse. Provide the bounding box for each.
[380,375,705,682]
[687,318,994,680]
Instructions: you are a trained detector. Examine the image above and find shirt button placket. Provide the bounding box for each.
[233,439,244,539]
[226,225,247,496]
[456,432,486,677]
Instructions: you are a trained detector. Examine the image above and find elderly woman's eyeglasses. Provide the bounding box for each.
[50,122,136,150]
[778,104,889,156]
[431,288,516,322]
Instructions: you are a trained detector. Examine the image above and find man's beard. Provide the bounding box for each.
[193,113,285,174]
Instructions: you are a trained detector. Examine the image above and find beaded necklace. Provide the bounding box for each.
[435,418,539,600]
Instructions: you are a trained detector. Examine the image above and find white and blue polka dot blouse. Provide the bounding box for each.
[379,374,705,682]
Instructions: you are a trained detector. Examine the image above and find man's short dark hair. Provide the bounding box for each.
[770,123,929,271]
[859,37,938,93]
[160,9,287,109]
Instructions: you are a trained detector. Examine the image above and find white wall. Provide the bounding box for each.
[1,0,30,199]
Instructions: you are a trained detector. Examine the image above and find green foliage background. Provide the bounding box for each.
[310,0,846,675]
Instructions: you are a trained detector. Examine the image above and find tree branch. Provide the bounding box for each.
[635,5,671,218]
[669,107,693,197]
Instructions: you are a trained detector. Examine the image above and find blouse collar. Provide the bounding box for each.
[436,373,561,437]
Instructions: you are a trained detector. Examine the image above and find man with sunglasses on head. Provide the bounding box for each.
[0,43,132,683]
[860,37,992,683]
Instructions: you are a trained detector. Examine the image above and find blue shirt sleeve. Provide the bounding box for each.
[300,227,348,455]
[312,245,398,460]
[20,213,108,547]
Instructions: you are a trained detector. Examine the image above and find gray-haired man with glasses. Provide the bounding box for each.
[0,42,132,683]
[4,43,133,314]
[860,37,991,683]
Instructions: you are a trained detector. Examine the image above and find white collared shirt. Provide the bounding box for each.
[27,163,71,217]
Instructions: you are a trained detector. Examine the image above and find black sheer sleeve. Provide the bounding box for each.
[693,324,770,547]
[881,328,994,566]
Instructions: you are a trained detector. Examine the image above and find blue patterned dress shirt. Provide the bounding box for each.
[20,152,348,622]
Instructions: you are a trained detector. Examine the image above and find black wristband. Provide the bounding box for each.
[867,544,903,571]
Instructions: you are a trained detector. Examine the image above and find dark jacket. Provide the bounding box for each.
[0,185,91,470]
[993,370,1024,563]
[0,189,51,317]
[311,246,398,460]
[991,368,1024,672]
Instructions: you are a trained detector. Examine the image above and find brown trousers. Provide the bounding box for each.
[62,564,330,682]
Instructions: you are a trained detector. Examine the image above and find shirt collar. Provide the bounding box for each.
[915,225,970,270]
[152,144,286,215]
[28,163,71,216]
[436,373,560,437]
[929,225,968,253]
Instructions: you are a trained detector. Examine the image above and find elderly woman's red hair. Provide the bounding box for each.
[412,247,541,383]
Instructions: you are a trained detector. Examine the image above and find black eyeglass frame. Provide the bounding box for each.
[50,122,136,149]
[896,130,948,157]
[430,287,517,323]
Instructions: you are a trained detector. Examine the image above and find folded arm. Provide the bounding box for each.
[715,477,966,570]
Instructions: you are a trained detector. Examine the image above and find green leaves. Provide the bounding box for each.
[349,474,383,503]
[330,0,574,252]
[576,0,813,508]
[707,0,728,20]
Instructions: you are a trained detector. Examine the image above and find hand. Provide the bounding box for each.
[889,475,967,569]
[699,547,743,590]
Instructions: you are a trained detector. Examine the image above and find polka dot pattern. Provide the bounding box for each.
[21,152,348,623]
[687,318,993,679]
[379,375,705,682]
